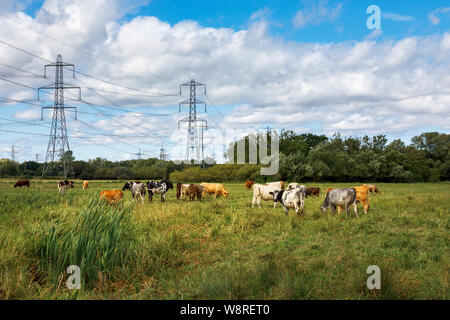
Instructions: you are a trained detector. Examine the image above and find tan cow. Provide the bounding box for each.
[82,180,89,189]
[201,182,229,198]
[252,184,281,208]
[181,184,195,201]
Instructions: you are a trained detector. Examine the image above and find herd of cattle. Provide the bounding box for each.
[12,179,380,217]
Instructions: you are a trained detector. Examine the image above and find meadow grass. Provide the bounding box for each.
[0,179,448,299]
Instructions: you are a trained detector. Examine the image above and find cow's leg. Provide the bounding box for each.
[353,202,358,217]
[284,207,289,216]
[363,200,369,214]
[252,195,256,208]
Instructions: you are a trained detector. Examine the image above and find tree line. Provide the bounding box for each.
[1,131,448,182]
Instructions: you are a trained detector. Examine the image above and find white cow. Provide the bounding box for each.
[270,188,306,215]
[252,184,281,208]
[265,181,285,190]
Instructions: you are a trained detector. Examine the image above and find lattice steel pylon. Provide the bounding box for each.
[178,79,207,163]
[39,54,81,178]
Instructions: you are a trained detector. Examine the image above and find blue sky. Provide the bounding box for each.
[0,0,449,162]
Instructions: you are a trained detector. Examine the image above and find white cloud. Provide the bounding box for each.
[0,0,448,161]
[382,12,414,22]
[293,1,343,29]
[364,29,383,40]
[428,7,450,25]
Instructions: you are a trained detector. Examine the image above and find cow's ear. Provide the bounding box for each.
[269,192,273,195]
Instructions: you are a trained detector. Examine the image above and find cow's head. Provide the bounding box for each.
[269,189,284,203]
[122,182,132,191]
[165,180,173,189]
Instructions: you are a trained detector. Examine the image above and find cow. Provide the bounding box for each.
[99,190,123,204]
[146,179,173,202]
[306,187,320,197]
[265,181,285,190]
[269,187,306,216]
[252,183,281,208]
[320,188,358,217]
[363,184,380,194]
[14,179,30,188]
[122,181,146,204]
[201,182,229,199]
[245,181,255,190]
[176,183,183,200]
[82,180,89,189]
[58,180,74,193]
[180,184,195,201]
[327,186,369,214]
[193,184,205,201]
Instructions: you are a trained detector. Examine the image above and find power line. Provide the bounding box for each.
[0,37,179,97]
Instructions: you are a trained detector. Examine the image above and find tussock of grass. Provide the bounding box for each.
[31,199,136,289]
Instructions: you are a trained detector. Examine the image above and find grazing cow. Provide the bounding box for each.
[265,181,285,190]
[269,187,306,215]
[245,181,255,190]
[58,180,74,193]
[201,182,229,198]
[320,188,358,217]
[193,184,205,201]
[14,179,30,188]
[123,181,146,204]
[176,183,183,200]
[99,190,123,204]
[363,184,380,194]
[146,179,173,202]
[327,186,369,214]
[82,180,89,189]
[180,184,195,201]
[252,184,281,208]
[306,187,320,197]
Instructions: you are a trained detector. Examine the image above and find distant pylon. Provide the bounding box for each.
[178,79,208,162]
[11,145,15,162]
[159,144,166,161]
[39,54,81,178]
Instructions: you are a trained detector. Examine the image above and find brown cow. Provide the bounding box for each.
[306,187,320,197]
[181,184,196,201]
[82,180,89,189]
[245,181,255,189]
[194,184,205,201]
[14,179,30,188]
[176,183,182,200]
[99,190,123,204]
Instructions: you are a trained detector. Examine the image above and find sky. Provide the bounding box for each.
[0,0,449,162]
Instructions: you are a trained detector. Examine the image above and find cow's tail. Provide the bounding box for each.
[350,188,357,204]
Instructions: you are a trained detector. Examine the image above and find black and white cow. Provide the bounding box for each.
[320,188,358,217]
[146,179,173,202]
[122,181,146,204]
[269,187,306,216]
[58,180,74,194]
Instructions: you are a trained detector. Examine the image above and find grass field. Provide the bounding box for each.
[0,179,448,300]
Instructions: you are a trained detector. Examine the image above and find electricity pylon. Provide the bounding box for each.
[39,54,81,178]
[178,79,207,163]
